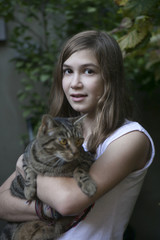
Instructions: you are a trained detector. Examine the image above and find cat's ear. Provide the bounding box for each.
[73,114,87,126]
[37,114,58,136]
[72,114,87,133]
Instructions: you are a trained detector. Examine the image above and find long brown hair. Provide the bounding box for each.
[49,30,132,153]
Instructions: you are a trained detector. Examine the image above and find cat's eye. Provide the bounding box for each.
[59,138,67,145]
[75,138,84,147]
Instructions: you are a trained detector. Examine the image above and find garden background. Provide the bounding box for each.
[0,0,160,239]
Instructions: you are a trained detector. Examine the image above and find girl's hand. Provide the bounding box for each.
[16,154,25,178]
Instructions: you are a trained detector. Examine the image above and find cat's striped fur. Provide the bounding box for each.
[0,114,96,240]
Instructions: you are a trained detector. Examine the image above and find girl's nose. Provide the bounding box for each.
[71,73,83,89]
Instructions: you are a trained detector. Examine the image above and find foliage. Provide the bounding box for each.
[0,0,160,137]
[112,0,160,91]
[0,0,119,137]
[0,0,119,136]
[0,0,63,134]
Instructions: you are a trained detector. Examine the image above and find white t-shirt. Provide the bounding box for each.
[58,120,155,240]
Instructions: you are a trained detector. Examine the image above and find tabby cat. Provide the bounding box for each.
[0,114,96,240]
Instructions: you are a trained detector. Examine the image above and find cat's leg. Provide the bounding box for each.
[73,167,97,197]
[10,174,25,199]
[23,167,37,200]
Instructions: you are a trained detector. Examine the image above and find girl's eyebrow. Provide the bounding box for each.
[63,63,99,69]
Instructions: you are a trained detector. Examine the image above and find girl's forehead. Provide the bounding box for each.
[63,49,98,66]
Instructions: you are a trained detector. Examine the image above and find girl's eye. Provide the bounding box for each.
[75,138,84,147]
[63,69,72,75]
[84,69,94,75]
[59,138,67,145]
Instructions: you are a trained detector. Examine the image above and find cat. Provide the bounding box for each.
[0,114,96,240]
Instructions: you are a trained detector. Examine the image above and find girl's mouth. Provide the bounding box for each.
[70,94,87,102]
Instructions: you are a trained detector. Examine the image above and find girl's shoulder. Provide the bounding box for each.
[96,120,155,170]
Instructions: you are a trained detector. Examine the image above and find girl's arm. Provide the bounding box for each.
[0,131,150,221]
[37,131,150,216]
[0,157,37,222]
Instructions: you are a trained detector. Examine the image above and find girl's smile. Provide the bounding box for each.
[62,49,104,115]
[70,93,88,102]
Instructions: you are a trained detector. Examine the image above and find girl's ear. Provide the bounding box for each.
[37,114,58,137]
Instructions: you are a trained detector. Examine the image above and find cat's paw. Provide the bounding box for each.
[80,180,97,197]
[24,187,36,200]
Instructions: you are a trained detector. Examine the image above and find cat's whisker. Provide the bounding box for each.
[45,157,64,166]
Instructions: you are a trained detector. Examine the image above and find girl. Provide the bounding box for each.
[0,30,155,240]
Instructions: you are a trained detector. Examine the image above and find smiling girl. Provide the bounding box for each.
[0,30,155,240]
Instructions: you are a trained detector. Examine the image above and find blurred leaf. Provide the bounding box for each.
[40,74,49,82]
[118,16,152,52]
[114,0,129,7]
[87,7,96,13]
[146,50,160,69]
[117,0,160,18]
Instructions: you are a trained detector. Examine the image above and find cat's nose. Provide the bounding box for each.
[71,147,79,158]
[72,148,79,155]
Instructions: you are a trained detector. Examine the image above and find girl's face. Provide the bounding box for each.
[62,49,104,116]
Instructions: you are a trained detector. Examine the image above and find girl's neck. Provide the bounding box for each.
[82,114,96,141]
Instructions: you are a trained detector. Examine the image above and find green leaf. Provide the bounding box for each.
[146,50,160,69]
[87,7,96,13]
[118,16,152,51]
[23,109,32,118]
[114,0,129,7]
[16,62,24,68]
[40,74,49,82]
[25,85,33,91]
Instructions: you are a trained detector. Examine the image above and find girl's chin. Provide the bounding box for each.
[74,109,87,114]
[72,107,92,116]
[70,105,86,113]
[69,102,95,115]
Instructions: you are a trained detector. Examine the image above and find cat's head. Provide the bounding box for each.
[37,114,85,161]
